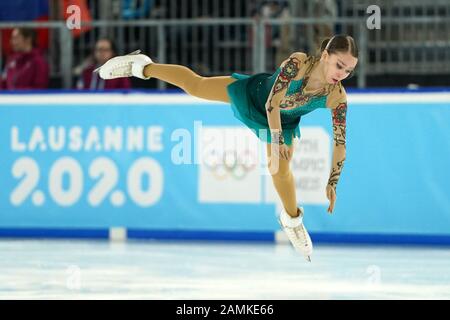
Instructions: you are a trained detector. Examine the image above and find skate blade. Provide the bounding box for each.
[93,66,101,73]
[127,49,141,55]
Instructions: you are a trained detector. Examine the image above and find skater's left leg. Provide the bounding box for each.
[97,53,236,103]
[144,63,236,103]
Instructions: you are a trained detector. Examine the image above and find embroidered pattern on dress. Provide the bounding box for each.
[279,57,333,111]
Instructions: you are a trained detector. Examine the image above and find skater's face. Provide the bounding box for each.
[94,40,115,65]
[10,29,32,53]
[321,51,358,84]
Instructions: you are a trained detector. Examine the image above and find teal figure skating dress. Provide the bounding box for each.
[226,56,331,146]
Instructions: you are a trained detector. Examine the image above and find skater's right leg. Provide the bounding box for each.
[267,143,313,261]
[143,63,236,103]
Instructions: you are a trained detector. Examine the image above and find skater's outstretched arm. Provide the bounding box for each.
[265,52,307,160]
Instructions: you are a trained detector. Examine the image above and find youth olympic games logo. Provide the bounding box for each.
[202,148,258,180]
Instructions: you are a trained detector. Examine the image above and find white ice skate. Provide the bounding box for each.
[94,50,153,80]
[278,207,313,262]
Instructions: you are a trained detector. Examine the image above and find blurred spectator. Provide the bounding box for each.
[250,1,283,49]
[251,1,292,68]
[121,0,154,19]
[77,38,131,90]
[0,0,49,58]
[0,27,49,90]
[312,0,337,47]
[261,1,284,42]
[275,2,292,66]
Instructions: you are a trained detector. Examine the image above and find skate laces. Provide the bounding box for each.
[110,61,133,77]
[283,209,309,248]
[109,50,143,77]
[293,225,309,248]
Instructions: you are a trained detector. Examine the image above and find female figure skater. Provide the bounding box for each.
[95,35,358,261]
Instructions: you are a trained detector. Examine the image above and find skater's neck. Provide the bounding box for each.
[302,59,329,93]
[307,60,329,89]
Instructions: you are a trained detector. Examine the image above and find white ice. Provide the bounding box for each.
[0,240,449,299]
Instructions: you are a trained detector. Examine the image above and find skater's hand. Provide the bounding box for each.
[279,143,292,161]
[271,143,292,161]
[270,131,292,161]
[326,184,336,214]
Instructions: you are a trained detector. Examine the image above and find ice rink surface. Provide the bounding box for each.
[1,239,449,300]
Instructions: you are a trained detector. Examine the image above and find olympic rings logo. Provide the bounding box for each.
[202,148,258,180]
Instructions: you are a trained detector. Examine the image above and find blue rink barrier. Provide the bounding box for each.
[0,91,449,245]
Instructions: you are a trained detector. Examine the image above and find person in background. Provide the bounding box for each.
[77,38,131,90]
[0,27,49,90]
[313,0,337,47]
[275,1,293,66]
